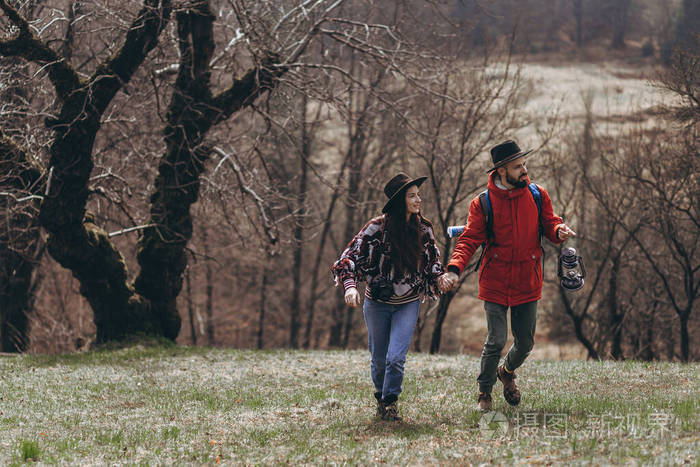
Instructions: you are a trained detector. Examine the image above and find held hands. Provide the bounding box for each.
[438,272,459,292]
[558,224,577,242]
[344,287,361,307]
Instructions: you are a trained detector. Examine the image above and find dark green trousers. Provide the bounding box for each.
[477,300,537,394]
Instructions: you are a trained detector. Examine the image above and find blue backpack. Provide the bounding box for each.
[472,182,543,271]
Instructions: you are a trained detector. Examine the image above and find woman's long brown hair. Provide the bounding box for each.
[385,192,423,277]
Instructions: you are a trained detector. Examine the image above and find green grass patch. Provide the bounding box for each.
[19,440,40,461]
[0,345,697,464]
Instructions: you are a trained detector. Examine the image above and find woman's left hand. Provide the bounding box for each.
[438,272,458,292]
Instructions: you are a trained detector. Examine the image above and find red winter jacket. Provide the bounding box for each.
[447,172,565,306]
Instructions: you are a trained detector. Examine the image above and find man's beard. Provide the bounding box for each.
[506,171,528,189]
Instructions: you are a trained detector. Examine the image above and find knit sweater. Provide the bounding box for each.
[332,214,444,302]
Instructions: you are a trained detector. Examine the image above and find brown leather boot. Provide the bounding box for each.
[497,365,521,406]
[374,392,386,419]
[477,392,492,412]
[382,401,402,421]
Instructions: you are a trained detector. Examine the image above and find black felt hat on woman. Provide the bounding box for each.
[487,140,533,172]
[382,173,427,213]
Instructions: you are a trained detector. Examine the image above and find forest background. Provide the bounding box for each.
[1,0,698,361]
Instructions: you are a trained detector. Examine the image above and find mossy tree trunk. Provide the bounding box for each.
[133,1,286,341]
[1,0,289,344]
[1,0,172,343]
[0,132,43,352]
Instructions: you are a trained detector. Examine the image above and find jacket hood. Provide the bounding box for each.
[487,171,532,199]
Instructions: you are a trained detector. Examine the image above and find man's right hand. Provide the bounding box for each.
[438,272,459,292]
[344,287,361,307]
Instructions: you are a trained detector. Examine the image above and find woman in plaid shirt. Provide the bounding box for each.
[332,173,443,421]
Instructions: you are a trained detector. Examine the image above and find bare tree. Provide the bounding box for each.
[582,123,698,361]
[0,0,50,352]
[0,130,44,352]
[543,95,650,360]
[610,0,632,50]
[0,0,347,344]
[404,41,533,353]
[328,68,387,348]
[0,0,174,342]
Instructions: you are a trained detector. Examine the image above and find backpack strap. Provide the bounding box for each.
[528,182,542,215]
[479,189,493,241]
[527,182,543,237]
[528,182,546,279]
[472,190,493,272]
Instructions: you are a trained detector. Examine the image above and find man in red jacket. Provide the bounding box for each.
[438,140,576,412]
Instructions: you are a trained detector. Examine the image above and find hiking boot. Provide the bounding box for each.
[497,364,521,406]
[381,401,402,421]
[374,392,386,419]
[477,392,492,412]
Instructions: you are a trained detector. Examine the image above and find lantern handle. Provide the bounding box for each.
[557,253,563,279]
[577,255,586,278]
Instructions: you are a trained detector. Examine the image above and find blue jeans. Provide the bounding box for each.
[363,298,419,402]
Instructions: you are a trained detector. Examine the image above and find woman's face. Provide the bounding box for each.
[405,185,421,217]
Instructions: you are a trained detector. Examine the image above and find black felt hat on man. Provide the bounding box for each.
[487,140,533,172]
[382,173,427,213]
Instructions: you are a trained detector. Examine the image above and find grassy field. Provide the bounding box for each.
[1,343,698,465]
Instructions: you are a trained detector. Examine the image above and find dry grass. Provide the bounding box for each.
[0,342,697,465]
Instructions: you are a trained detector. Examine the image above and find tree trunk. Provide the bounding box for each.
[332,59,377,349]
[664,314,675,361]
[608,255,624,360]
[185,266,197,345]
[2,0,287,345]
[643,324,654,361]
[289,97,310,349]
[678,311,689,362]
[640,301,657,361]
[0,131,43,352]
[202,228,214,345]
[303,152,351,349]
[258,264,270,350]
[329,295,346,347]
[429,236,462,353]
[413,308,426,352]
[133,4,285,343]
[610,0,631,49]
[572,0,583,48]
[336,167,361,348]
[413,302,441,352]
[559,287,599,359]
[676,0,700,52]
[430,293,457,354]
[0,254,32,352]
[341,294,356,348]
[0,0,175,343]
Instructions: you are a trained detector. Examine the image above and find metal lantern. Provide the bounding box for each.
[557,247,586,292]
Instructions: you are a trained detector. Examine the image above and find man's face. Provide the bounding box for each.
[501,157,528,188]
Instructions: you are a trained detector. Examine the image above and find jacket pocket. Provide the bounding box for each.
[516,257,541,293]
[480,256,509,292]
